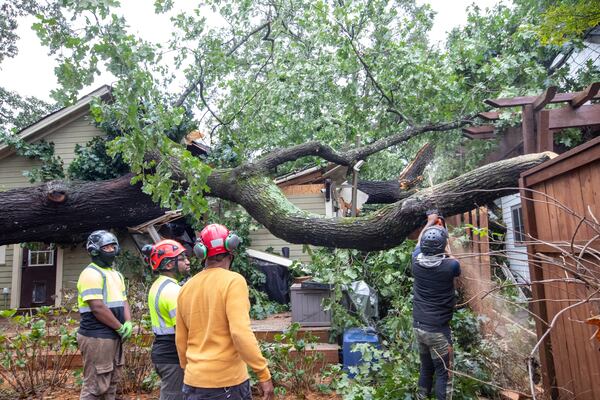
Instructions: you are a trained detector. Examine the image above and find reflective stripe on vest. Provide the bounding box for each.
[152,277,178,335]
[79,264,124,313]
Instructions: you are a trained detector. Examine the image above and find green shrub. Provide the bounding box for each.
[259,322,327,398]
[0,307,79,398]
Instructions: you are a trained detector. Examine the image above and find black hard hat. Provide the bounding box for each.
[420,226,448,256]
[86,230,120,256]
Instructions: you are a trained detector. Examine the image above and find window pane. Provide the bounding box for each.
[32,282,47,303]
[28,250,54,266]
[512,206,524,243]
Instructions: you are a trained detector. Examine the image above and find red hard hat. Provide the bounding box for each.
[142,239,186,271]
[194,224,241,259]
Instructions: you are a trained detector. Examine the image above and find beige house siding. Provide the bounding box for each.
[0,154,42,190]
[43,113,103,166]
[248,191,326,264]
[61,244,90,291]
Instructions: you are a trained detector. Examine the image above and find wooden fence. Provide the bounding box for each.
[520,136,600,399]
[446,208,493,319]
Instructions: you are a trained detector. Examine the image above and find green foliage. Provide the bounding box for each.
[534,0,600,46]
[8,0,597,220]
[554,128,585,148]
[0,132,65,182]
[249,288,289,320]
[68,136,130,181]
[260,322,326,398]
[0,306,79,398]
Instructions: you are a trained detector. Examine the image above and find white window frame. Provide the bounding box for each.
[27,249,55,267]
[511,205,526,244]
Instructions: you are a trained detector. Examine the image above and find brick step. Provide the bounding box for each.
[289,343,340,365]
[251,312,333,344]
[253,326,331,343]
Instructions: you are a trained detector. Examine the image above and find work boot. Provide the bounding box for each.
[416,387,430,400]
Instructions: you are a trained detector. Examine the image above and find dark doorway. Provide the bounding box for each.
[20,243,57,308]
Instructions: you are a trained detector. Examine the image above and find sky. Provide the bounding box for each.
[0,0,505,102]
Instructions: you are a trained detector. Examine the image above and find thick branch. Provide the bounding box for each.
[211,152,553,251]
[253,119,472,172]
[358,142,435,204]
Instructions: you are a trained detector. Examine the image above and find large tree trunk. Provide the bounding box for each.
[0,152,552,250]
[0,176,165,245]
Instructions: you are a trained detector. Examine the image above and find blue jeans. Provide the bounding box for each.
[414,324,453,400]
[182,380,252,400]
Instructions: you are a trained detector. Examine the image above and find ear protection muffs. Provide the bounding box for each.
[225,233,241,251]
[193,239,208,260]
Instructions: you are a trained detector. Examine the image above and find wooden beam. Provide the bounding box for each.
[477,111,500,120]
[485,86,600,108]
[462,125,494,134]
[462,125,495,139]
[570,82,600,108]
[548,104,600,130]
[522,104,536,154]
[533,86,557,111]
[536,110,552,152]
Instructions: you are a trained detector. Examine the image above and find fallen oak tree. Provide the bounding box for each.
[0,133,552,249]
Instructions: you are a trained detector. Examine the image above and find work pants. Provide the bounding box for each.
[77,333,124,400]
[155,363,185,400]
[414,325,453,400]
[182,380,252,400]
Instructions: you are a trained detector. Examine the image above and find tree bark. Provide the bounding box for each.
[358,142,434,204]
[0,175,165,245]
[0,152,552,250]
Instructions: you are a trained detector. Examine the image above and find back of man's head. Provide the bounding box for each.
[420,226,448,256]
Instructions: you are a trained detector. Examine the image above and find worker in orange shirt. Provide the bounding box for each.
[176,223,274,400]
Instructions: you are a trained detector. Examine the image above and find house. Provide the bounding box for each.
[0,86,140,310]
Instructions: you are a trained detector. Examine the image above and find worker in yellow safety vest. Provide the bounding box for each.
[77,230,132,400]
[143,239,191,400]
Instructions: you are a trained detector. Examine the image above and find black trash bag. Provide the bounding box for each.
[253,259,290,304]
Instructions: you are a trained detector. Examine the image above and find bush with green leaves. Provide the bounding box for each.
[0,306,79,398]
[259,322,327,398]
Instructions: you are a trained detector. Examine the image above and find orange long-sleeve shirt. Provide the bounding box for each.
[176,267,271,388]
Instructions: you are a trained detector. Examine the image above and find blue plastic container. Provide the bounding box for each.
[342,328,380,377]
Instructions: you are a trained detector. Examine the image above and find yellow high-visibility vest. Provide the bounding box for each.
[77,263,127,313]
[148,275,180,335]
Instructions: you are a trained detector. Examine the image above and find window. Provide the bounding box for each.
[511,205,526,243]
[27,243,55,267]
[32,282,47,304]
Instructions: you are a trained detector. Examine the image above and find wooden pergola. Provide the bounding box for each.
[463,82,600,153]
